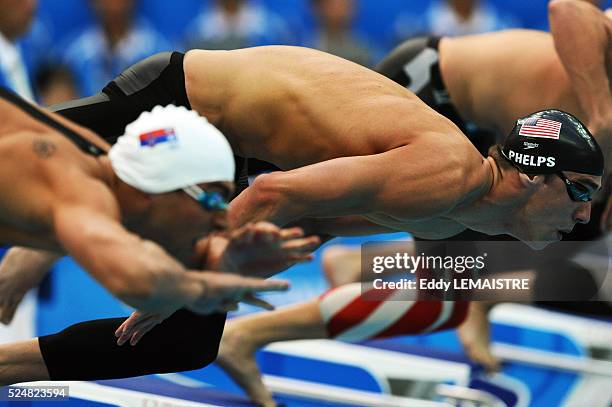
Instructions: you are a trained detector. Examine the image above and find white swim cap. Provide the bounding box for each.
[109,105,235,194]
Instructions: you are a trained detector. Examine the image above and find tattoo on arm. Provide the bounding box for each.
[32,139,56,158]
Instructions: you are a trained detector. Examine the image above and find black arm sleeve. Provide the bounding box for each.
[50,51,190,145]
[38,310,226,381]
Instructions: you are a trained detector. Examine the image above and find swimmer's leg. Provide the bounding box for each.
[218,283,467,406]
[0,310,225,384]
[321,239,414,287]
[0,339,49,385]
[218,299,325,407]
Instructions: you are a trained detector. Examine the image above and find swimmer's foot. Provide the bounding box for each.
[457,301,501,374]
[217,319,276,407]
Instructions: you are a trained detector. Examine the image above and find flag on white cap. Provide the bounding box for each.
[109,105,235,193]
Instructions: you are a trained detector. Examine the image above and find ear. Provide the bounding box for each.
[518,173,545,189]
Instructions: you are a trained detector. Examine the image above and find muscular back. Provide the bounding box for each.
[184,46,471,170]
[0,97,109,250]
[441,30,584,134]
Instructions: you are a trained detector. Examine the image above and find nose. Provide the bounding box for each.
[573,201,592,224]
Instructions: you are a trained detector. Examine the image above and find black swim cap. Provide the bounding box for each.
[500,110,603,176]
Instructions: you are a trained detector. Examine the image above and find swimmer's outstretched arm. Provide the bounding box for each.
[55,202,204,313]
[229,139,471,228]
[51,174,288,314]
[549,0,612,156]
[114,222,320,346]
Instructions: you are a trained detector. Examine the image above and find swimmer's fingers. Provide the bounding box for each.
[243,277,290,293]
[116,311,162,346]
[128,319,160,346]
[239,227,256,245]
[231,222,282,247]
[281,235,321,253]
[187,273,289,315]
[214,273,290,293]
[286,253,315,263]
[116,312,141,345]
[240,294,275,311]
[123,317,159,346]
[231,223,265,245]
[115,311,146,337]
[251,222,282,243]
[279,227,305,240]
[216,300,240,313]
[114,322,125,339]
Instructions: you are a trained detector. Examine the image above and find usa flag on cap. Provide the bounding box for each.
[139,128,177,147]
[519,118,561,139]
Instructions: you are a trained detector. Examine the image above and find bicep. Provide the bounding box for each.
[54,205,126,253]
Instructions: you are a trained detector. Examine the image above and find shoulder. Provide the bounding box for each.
[3,130,99,182]
[0,130,101,201]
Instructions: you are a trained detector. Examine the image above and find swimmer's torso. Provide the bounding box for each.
[441,29,587,134]
[185,46,477,169]
[184,46,494,227]
[364,212,468,239]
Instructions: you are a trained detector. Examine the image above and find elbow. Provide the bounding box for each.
[250,171,288,202]
[246,172,296,224]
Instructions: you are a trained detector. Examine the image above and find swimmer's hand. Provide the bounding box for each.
[216,222,321,278]
[0,248,61,324]
[115,271,289,346]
